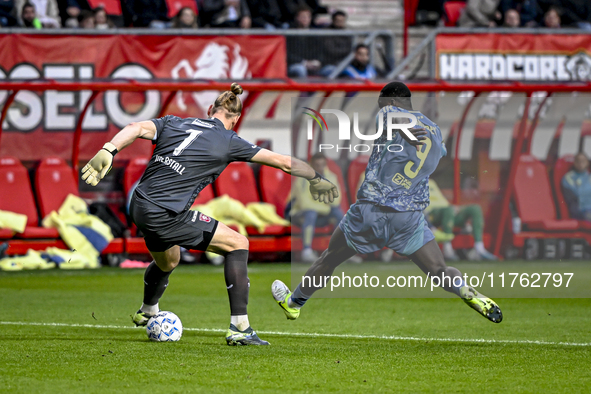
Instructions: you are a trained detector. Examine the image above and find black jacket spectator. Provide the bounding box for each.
[322,11,352,67]
[246,0,282,28]
[123,0,168,27]
[0,0,17,26]
[277,0,300,23]
[201,0,250,28]
[553,0,591,27]
[302,0,327,15]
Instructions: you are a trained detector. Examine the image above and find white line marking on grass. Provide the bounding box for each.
[1,321,589,347]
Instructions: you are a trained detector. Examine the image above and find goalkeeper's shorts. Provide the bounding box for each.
[130,191,218,252]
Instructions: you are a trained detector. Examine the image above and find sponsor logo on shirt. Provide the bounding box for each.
[191,211,198,222]
[199,213,211,223]
[154,154,186,175]
[191,118,214,128]
[392,173,412,190]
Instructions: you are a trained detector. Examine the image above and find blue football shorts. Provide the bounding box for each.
[338,202,434,256]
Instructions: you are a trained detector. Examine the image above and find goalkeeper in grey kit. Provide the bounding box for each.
[82,83,338,345]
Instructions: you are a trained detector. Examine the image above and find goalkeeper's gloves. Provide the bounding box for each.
[81,142,118,186]
[309,171,339,204]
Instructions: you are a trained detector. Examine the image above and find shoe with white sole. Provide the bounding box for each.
[271,280,300,320]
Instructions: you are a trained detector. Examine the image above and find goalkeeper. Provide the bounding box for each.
[81,83,338,346]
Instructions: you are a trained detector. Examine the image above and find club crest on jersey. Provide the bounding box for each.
[199,213,211,223]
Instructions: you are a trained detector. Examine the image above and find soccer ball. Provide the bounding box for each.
[146,311,183,342]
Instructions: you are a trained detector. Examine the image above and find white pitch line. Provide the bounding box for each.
[1,321,589,347]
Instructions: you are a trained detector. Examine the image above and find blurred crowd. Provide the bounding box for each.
[416,0,591,29]
[0,0,335,29]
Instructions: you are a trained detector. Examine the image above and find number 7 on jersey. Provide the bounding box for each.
[173,129,203,156]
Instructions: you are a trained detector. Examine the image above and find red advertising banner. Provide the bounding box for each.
[436,33,591,82]
[0,33,286,161]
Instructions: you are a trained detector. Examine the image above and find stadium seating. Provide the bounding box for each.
[259,165,291,218]
[552,155,591,230]
[443,1,466,27]
[553,155,575,220]
[215,162,288,235]
[0,156,124,254]
[513,155,578,231]
[0,156,58,239]
[214,162,260,205]
[35,157,79,219]
[347,155,369,203]
[8,156,123,253]
[123,157,150,197]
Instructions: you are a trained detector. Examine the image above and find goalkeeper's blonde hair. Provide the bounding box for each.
[212,83,243,118]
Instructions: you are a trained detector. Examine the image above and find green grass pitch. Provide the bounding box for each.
[1,262,590,393]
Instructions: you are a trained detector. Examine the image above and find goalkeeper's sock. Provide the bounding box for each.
[230,315,250,331]
[140,303,159,315]
[143,261,174,306]
[288,284,310,309]
[224,249,250,316]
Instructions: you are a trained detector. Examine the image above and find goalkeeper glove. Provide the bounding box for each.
[309,171,339,204]
[81,142,118,186]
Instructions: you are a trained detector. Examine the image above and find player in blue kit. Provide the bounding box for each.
[82,83,339,345]
[272,82,503,323]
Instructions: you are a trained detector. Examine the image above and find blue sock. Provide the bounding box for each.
[451,279,467,297]
[289,284,310,307]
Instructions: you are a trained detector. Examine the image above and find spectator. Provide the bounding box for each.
[15,0,60,27]
[302,0,327,16]
[0,0,17,26]
[123,0,168,28]
[342,44,377,80]
[543,6,560,28]
[246,0,285,29]
[172,6,198,28]
[319,10,352,74]
[562,153,591,222]
[275,0,326,26]
[290,4,311,28]
[328,9,346,29]
[288,153,344,263]
[415,0,443,26]
[503,8,521,27]
[20,2,41,28]
[94,7,114,29]
[61,0,80,27]
[286,5,324,77]
[546,0,591,30]
[277,0,299,25]
[202,0,250,28]
[458,0,502,27]
[498,0,540,27]
[425,180,497,261]
[77,8,93,28]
